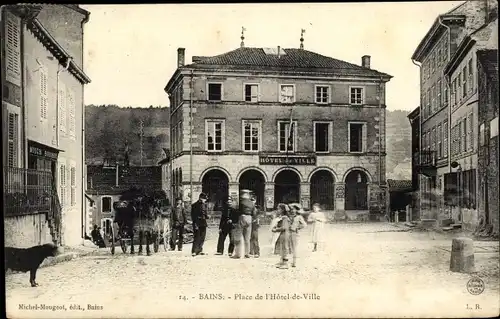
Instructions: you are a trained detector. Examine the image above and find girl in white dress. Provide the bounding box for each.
[308,203,326,252]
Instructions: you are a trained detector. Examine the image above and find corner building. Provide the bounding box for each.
[165,45,392,213]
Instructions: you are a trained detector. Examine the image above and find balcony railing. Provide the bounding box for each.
[414,150,437,167]
[4,166,53,217]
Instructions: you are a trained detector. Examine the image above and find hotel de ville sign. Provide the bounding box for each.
[259,155,317,166]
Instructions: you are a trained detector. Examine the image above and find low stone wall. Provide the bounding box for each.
[4,213,53,248]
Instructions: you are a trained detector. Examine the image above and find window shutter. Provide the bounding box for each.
[362,123,367,152]
[59,83,67,132]
[7,113,19,167]
[5,12,21,85]
[40,67,48,119]
[68,89,76,137]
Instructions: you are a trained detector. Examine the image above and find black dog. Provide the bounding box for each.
[5,243,61,287]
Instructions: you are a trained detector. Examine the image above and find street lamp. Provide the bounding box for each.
[451,161,462,222]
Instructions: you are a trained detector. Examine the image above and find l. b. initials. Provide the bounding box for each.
[466,304,481,310]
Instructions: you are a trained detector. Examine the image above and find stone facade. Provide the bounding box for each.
[166,46,391,213]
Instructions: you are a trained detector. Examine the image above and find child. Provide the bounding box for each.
[288,203,307,267]
[270,203,288,255]
[308,203,326,252]
[272,204,291,269]
[249,196,260,258]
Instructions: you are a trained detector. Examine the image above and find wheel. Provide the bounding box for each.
[120,228,128,253]
[110,223,116,255]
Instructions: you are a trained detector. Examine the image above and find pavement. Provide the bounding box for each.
[6,223,499,318]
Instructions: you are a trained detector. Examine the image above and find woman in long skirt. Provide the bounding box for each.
[271,203,289,255]
[308,203,326,252]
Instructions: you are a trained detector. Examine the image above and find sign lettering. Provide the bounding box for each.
[259,155,316,166]
[29,145,58,160]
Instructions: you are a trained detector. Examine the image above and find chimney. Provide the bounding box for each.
[362,55,371,69]
[177,48,185,68]
[277,46,281,59]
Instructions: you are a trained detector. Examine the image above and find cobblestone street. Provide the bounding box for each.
[6,223,499,318]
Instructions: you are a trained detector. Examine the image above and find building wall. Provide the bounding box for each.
[4,214,53,248]
[23,9,85,247]
[89,194,120,230]
[34,5,87,68]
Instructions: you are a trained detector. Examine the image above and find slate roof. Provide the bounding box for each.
[387,179,413,192]
[86,165,163,195]
[185,47,391,78]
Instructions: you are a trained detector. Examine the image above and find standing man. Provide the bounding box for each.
[216,196,236,256]
[232,189,254,259]
[170,197,187,251]
[249,196,260,258]
[191,193,209,257]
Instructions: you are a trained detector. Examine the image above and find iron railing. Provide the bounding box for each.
[414,150,437,167]
[3,166,53,216]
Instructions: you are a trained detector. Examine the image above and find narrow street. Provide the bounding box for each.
[6,223,499,318]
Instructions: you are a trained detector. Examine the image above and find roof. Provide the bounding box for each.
[387,179,413,192]
[444,18,498,76]
[184,47,391,78]
[477,49,499,82]
[86,165,163,194]
[407,106,420,123]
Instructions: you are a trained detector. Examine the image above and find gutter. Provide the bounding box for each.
[189,70,194,203]
[80,11,90,238]
[411,58,422,220]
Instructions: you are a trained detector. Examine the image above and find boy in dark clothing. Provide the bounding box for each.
[170,197,187,251]
[216,196,236,255]
[191,193,209,256]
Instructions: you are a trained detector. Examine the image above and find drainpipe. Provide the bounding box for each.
[81,10,90,238]
[56,57,71,147]
[189,70,194,204]
[438,16,452,220]
[411,58,422,220]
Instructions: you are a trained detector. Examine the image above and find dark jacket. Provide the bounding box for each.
[191,200,208,228]
[171,205,187,227]
[220,204,237,229]
[239,198,255,216]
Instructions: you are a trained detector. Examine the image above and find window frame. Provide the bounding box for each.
[313,121,333,153]
[101,196,113,213]
[279,84,296,104]
[277,120,298,153]
[70,162,76,206]
[349,86,365,105]
[348,121,367,154]
[5,11,21,86]
[314,85,331,104]
[241,119,262,152]
[207,82,223,102]
[58,82,67,133]
[243,83,260,103]
[205,119,225,152]
[59,159,67,208]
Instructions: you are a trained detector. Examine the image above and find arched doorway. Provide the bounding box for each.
[239,169,265,208]
[310,170,335,210]
[345,170,368,210]
[202,169,229,211]
[274,169,300,205]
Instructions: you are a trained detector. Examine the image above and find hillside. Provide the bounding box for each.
[85,105,170,166]
[386,109,412,180]
[85,106,412,180]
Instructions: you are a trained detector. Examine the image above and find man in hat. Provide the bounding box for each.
[191,193,209,256]
[232,189,254,259]
[216,196,237,255]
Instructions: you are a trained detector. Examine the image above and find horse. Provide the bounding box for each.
[153,204,171,251]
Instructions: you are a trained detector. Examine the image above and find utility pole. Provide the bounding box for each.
[139,119,144,166]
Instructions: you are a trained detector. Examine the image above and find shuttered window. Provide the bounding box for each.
[5,12,21,85]
[60,163,67,207]
[59,83,67,133]
[70,166,76,206]
[68,89,76,138]
[40,66,48,119]
[443,120,448,158]
[8,113,19,167]
[467,113,473,151]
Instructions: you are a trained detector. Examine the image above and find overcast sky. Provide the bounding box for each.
[81,2,464,111]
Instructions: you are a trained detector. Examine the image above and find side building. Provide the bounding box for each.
[164,42,392,217]
[2,4,91,247]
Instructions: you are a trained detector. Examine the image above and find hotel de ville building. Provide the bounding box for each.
[164,34,392,216]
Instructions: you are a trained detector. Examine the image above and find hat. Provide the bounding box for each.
[199,193,208,200]
[227,196,233,201]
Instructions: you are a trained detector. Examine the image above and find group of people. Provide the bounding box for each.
[170,189,327,269]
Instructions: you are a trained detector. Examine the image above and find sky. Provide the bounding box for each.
[81,2,464,111]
